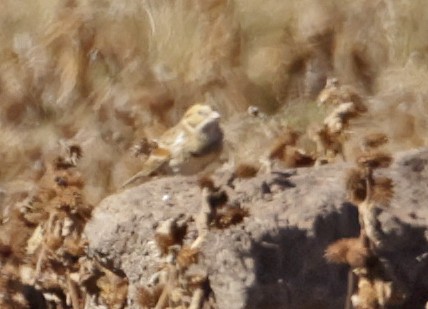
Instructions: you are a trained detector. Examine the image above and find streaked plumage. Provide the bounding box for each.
[122,104,223,188]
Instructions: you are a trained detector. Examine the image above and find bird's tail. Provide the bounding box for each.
[121,147,171,189]
[121,170,150,189]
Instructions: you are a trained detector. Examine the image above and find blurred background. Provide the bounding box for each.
[1,0,428,204]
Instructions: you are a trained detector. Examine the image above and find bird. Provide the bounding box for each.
[121,104,223,188]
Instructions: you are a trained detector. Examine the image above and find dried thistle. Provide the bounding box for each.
[68,144,83,165]
[214,206,249,229]
[308,124,345,161]
[63,236,86,257]
[137,284,164,308]
[324,237,370,268]
[1,210,35,260]
[97,269,129,309]
[198,176,228,209]
[54,171,84,189]
[317,78,367,113]
[18,198,49,226]
[52,143,83,171]
[268,129,301,160]
[186,274,208,291]
[372,177,394,205]
[54,156,76,170]
[177,246,200,270]
[78,257,103,297]
[345,168,367,205]
[345,168,394,206]
[233,163,259,179]
[361,133,389,151]
[197,175,216,191]
[0,241,12,259]
[227,163,259,188]
[154,217,188,255]
[283,147,316,168]
[45,231,63,252]
[357,151,393,170]
[353,276,406,309]
[8,146,95,306]
[342,138,407,308]
[323,102,361,134]
[0,262,31,309]
[353,276,379,309]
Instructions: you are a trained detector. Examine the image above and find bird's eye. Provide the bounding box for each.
[198,110,205,116]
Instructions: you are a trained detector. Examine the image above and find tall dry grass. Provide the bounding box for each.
[1,0,428,205]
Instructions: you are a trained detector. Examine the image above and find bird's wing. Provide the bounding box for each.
[121,147,171,188]
[158,125,186,146]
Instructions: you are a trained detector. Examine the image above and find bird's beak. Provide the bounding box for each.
[210,111,221,120]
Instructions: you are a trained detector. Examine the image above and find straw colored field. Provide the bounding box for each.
[1,0,428,204]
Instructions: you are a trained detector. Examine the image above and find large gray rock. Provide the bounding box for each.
[85,148,428,309]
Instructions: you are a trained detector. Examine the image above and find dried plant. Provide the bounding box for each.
[1,0,428,200]
[176,246,200,271]
[326,136,407,309]
[154,216,188,256]
[324,236,370,269]
[197,176,229,209]
[360,133,389,152]
[263,126,316,170]
[233,163,259,179]
[317,77,367,113]
[0,143,112,308]
[134,175,249,308]
[308,123,346,163]
[356,151,393,170]
[1,0,428,307]
[96,267,128,309]
[346,168,394,206]
[268,129,301,161]
[137,284,165,309]
[213,206,249,229]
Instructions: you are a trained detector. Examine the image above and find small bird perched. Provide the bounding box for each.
[121,104,223,188]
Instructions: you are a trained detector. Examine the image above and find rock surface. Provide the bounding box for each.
[85,148,428,309]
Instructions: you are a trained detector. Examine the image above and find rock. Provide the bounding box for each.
[85,148,428,309]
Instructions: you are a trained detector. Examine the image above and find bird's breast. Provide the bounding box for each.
[191,122,223,156]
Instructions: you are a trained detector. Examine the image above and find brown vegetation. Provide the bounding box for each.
[1,0,428,307]
[134,176,245,309]
[325,137,408,309]
[1,0,428,202]
[0,145,134,308]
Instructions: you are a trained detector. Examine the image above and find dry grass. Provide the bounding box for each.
[1,3,426,307]
[1,0,428,207]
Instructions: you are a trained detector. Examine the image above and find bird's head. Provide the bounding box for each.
[181,104,221,131]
